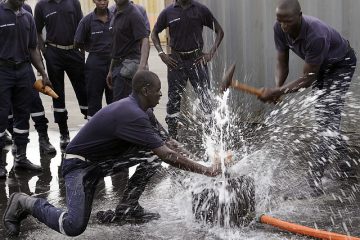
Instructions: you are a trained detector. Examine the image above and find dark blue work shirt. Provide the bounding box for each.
[74,8,112,55]
[35,0,83,45]
[109,2,148,60]
[153,0,216,52]
[66,94,164,162]
[0,3,37,62]
[274,15,349,65]
[109,2,150,34]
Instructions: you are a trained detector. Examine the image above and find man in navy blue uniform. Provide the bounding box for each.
[3,70,223,237]
[106,0,150,101]
[34,0,88,151]
[74,0,113,119]
[259,0,357,197]
[151,0,224,140]
[7,2,56,158]
[0,0,51,177]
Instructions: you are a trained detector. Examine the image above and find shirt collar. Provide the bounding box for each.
[92,8,112,22]
[174,0,194,8]
[114,1,132,16]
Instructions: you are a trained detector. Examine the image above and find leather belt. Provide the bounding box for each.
[172,48,201,60]
[47,43,75,50]
[0,59,29,69]
[64,153,86,161]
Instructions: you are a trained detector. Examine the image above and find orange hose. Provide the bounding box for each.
[260,215,360,240]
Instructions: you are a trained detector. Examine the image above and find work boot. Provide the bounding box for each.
[3,192,38,236]
[116,204,161,222]
[13,145,43,172]
[97,204,160,224]
[60,132,70,152]
[0,148,8,178]
[4,131,12,145]
[38,132,56,155]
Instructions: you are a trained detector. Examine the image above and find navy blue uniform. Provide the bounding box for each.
[29,95,167,236]
[0,3,37,148]
[274,15,357,182]
[153,0,216,139]
[74,8,113,118]
[7,3,50,138]
[110,2,148,101]
[34,0,88,134]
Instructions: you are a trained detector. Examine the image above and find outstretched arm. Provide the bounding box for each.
[152,145,221,177]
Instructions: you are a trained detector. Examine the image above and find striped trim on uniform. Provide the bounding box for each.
[0,131,5,137]
[79,106,88,110]
[166,112,180,118]
[13,128,29,134]
[31,111,45,117]
[58,211,67,235]
[8,115,13,119]
[53,108,67,112]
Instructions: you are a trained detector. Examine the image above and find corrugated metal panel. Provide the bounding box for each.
[199,0,360,130]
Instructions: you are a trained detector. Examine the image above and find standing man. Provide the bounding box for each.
[74,0,113,119]
[7,2,56,156]
[0,0,50,177]
[3,70,223,237]
[107,0,150,101]
[259,0,357,197]
[34,0,88,151]
[151,0,224,140]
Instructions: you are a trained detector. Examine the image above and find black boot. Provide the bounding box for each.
[13,145,43,172]
[0,148,8,178]
[38,132,56,155]
[60,132,70,152]
[3,192,38,236]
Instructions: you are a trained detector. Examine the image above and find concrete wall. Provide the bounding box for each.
[199,0,360,130]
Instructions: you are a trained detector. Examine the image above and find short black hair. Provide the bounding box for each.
[132,70,160,94]
[277,0,301,14]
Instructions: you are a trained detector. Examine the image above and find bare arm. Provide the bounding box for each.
[152,145,221,177]
[106,59,115,89]
[259,62,320,103]
[138,37,150,70]
[150,30,178,69]
[37,33,46,53]
[275,50,289,87]
[29,47,51,87]
[207,19,224,59]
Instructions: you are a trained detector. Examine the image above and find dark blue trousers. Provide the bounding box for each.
[32,150,161,236]
[0,63,32,148]
[85,53,112,118]
[8,78,49,134]
[311,48,357,180]
[43,45,87,130]
[166,53,212,139]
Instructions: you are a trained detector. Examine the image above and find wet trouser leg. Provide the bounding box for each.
[0,64,32,149]
[31,85,49,134]
[85,53,112,118]
[44,46,87,133]
[311,49,357,183]
[166,55,188,140]
[32,159,101,236]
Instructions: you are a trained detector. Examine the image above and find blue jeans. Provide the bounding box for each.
[32,149,161,236]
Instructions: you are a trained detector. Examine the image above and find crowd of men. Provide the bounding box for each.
[0,0,358,237]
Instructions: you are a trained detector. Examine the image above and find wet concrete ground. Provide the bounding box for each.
[1,47,360,239]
